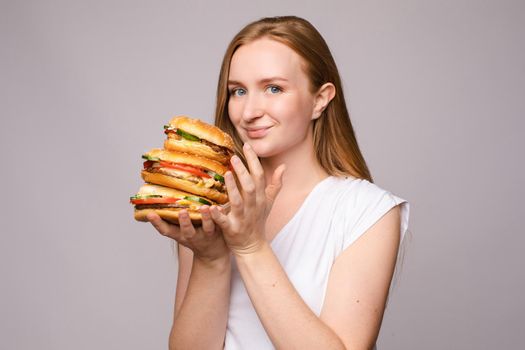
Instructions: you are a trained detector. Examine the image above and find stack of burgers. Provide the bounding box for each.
[130,116,235,225]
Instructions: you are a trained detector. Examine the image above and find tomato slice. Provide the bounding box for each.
[159,161,211,178]
[131,197,180,205]
[143,160,155,169]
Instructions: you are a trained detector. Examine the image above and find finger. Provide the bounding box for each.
[218,203,230,215]
[178,210,196,240]
[210,205,231,232]
[225,169,244,217]
[242,143,266,198]
[265,164,286,203]
[230,154,256,213]
[147,212,178,237]
[199,206,215,236]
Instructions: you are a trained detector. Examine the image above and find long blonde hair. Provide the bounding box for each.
[214,16,373,182]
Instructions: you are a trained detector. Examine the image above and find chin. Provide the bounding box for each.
[248,140,284,159]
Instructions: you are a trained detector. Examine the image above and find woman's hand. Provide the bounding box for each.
[147,206,229,263]
[209,143,286,256]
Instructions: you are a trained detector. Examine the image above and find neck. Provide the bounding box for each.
[260,129,329,194]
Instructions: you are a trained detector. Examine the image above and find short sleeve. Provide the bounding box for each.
[339,180,410,251]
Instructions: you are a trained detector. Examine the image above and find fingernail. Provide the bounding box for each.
[244,143,251,149]
[231,156,239,164]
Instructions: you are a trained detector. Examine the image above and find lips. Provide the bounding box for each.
[245,126,272,138]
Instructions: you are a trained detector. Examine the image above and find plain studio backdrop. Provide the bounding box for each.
[1,0,524,349]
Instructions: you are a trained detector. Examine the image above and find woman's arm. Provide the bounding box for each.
[320,205,401,349]
[173,245,193,321]
[147,208,231,350]
[234,205,401,350]
[234,242,345,349]
[170,246,231,350]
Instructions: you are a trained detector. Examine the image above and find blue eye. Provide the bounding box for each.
[267,85,282,94]
[231,88,246,97]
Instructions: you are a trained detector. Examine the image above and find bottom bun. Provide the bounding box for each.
[134,208,202,225]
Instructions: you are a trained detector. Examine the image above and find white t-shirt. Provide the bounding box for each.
[224,175,410,349]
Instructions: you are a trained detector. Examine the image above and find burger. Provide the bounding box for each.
[163,115,235,165]
[132,115,234,226]
[140,148,228,204]
[131,183,214,224]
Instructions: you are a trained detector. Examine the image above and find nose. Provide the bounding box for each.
[241,93,264,122]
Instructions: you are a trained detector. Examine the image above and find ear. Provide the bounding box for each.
[312,82,336,120]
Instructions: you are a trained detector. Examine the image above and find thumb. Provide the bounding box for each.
[265,164,286,203]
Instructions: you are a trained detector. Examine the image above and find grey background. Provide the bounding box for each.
[1,0,524,349]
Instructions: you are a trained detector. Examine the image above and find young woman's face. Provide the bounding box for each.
[227,38,317,158]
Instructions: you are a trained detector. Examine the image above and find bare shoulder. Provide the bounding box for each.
[320,205,402,349]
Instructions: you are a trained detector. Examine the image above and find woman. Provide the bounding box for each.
[147,16,409,349]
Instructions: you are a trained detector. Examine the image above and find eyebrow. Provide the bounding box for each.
[227,77,289,86]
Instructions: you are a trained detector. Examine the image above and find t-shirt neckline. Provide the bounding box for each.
[270,175,336,247]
